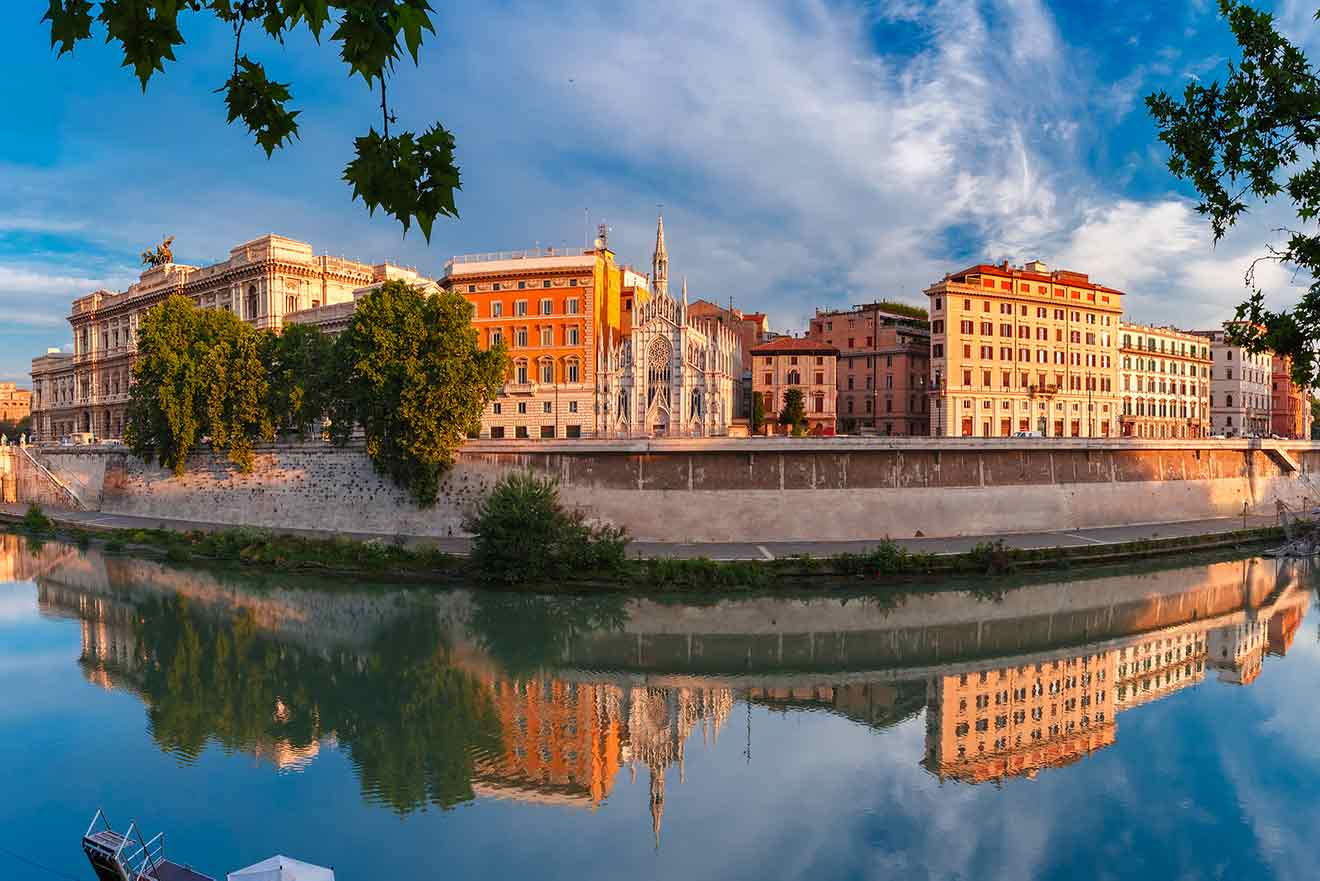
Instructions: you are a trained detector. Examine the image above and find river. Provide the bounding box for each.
[1,535,1317,880]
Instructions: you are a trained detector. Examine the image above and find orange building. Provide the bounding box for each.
[925,260,1123,437]
[441,236,644,439]
[0,382,31,425]
[750,337,839,434]
[1271,355,1312,439]
[806,304,930,435]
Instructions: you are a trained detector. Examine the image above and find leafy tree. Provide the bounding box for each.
[464,470,630,585]
[779,387,807,435]
[331,280,507,506]
[125,294,273,473]
[0,416,31,439]
[750,390,765,434]
[263,322,337,437]
[41,1,460,239]
[1147,0,1320,387]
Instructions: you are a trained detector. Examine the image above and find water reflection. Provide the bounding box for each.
[5,534,1313,847]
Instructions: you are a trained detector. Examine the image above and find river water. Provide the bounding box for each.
[1,535,1317,880]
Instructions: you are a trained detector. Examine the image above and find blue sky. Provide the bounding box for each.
[2,0,1318,384]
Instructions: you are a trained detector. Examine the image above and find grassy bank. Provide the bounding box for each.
[0,503,1288,593]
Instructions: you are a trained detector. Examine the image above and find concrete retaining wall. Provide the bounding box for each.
[0,447,84,510]
[18,438,1320,542]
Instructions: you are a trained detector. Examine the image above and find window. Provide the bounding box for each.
[517,401,527,414]
[543,401,553,413]
[567,360,580,383]
[493,402,502,415]
[490,426,505,439]
[468,284,476,293]
[566,424,581,437]
[543,280,552,288]
[569,400,578,413]
[492,301,503,317]
[493,282,502,291]
[569,278,578,287]
[517,281,526,290]
[787,369,801,384]
[539,361,554,383]
[567,326,579,345]
[540,298,552,315]
[515,361,528,384]
[515,426,529,438]
[567,298,580,315]
[515,327,528,347]
[515,300,528,316]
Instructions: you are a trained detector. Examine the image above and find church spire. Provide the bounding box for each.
[681,276,688,324]
[652,208,669,299]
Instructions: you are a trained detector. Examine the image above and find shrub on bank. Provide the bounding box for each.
[465,471,630,585]
[20,503,53,533]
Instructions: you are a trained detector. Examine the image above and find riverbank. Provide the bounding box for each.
[0,502,1291,592]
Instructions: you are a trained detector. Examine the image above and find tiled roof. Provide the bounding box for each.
[751,337,839,356]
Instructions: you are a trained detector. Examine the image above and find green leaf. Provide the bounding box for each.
[42,0,94,56]
[218,56,301,156]
[343,123,460,240]
[97,0,189,90]
[331,0,435,82]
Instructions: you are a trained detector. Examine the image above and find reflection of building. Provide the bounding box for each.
[923,580,1310,784]
[471,673,732,845]
[30,234,420,441]
[923,652,1118,784]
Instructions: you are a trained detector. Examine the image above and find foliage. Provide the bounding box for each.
[465,471,631,585]
[0,416,31,439]
[871,299,929,320]
[331,281,507,506]
[468,593,629,675]
[779,387,807,434]
[125,295,273,474]
[262,322,337,437]
[751,390,765,434]
[20,503,54,533]
[1146,0,1320,388]
[40,0,459,239]
[1312,399,1320,439]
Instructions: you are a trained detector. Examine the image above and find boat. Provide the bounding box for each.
[83,811,336,881]
[82,810,215,881]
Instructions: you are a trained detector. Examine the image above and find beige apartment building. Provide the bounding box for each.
[1118,322,1211,439]
[29,234,419,442]
[1194,327,1272,437]
[926,260,1122,437]
[750,337,839,434]
[806,304,930,436]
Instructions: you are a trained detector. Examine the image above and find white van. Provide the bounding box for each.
[1012,430,1044,438]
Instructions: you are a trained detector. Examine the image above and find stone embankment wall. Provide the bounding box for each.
[0,446,86,509]
[16,438,1320,542]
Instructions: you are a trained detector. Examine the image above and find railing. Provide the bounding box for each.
[18,445,84,509]
[447,247,592,267]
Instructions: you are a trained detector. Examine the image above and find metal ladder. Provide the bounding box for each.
[84,810,167,881]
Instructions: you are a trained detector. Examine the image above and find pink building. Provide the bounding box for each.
[750,338,839,434]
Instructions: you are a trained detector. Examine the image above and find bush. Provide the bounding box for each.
[21,503,54,533]
[465,471,629,585]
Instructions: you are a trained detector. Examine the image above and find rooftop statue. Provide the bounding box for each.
[141,235,175,268]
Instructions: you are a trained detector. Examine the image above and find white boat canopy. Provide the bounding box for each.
[227,855,335,881]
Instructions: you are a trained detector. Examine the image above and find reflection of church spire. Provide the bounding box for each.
[650,767,665,850]
[652,209,669,298]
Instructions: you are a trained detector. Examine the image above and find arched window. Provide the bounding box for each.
[515,359,529,385]
[690,389,703,419]
[285,294,298,314]
[246,284,259,319]
[538,358,554,384]
[565,357,580,384]
[787,369,801,385]
[647,338,672,408]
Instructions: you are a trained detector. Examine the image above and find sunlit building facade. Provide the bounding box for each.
[1118,322,1211,439]
[925,260,1123,437]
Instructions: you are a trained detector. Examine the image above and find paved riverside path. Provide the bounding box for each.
[0,503,1281,561]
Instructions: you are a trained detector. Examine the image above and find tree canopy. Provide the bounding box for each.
[42,0,459,239]
[264,321,337,437]
[779,387,807,435]
[1147,0,1320,387]
[125,294,273,473]
[331,280,508,506]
